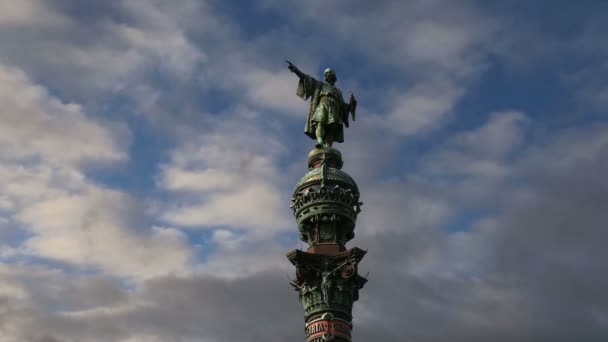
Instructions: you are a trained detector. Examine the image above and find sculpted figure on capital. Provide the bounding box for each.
[287,61,357,148]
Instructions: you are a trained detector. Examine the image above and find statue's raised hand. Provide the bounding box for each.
[286,60,303,77]
[349,92,357,121]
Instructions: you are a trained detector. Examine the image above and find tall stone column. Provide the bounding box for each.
[287,147,367,342]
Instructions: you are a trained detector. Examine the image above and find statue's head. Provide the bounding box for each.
[324,68,337,84]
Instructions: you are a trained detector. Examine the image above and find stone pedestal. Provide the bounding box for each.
[287,147,367,342]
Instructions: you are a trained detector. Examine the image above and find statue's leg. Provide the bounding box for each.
[325,125,335,147]
[315,122,325,148]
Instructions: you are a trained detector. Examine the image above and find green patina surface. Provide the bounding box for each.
[285,61,366,342]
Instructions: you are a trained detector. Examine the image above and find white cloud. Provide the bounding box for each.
[160,168,243,192]
[0,0,66,27]
[0,0,205,100]
[453,111,527,159]
[384,78,465,136]
[196,229,293,279]
[109,21,204,78]
[157,119,291,232]
[241,69,308,116]
[162,181,288,230]
[563,61,608,111]
[420,111,527,180]
[404,20,475,62]
[0,64,193,279]
[18,188,192,278]
[0,64,127,164]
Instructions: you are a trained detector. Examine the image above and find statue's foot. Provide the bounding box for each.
[315,142,323,148]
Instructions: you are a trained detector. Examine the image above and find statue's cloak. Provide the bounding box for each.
[296,74,348,143]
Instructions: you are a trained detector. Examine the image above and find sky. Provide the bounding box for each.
[0,0,607,341]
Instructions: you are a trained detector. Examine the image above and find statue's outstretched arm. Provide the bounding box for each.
[349,92,357,121]
[286,60,304,78]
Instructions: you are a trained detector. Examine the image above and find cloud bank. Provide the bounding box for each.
[0,0,607,341]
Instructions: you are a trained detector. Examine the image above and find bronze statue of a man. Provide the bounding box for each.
[287,61,357,148]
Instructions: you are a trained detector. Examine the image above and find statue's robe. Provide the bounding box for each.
[296,73,349,143]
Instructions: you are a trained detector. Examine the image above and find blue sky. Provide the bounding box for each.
[1,0,607,341]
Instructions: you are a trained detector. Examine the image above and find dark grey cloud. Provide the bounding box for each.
[349,124,608,341]
[0,267,303,342]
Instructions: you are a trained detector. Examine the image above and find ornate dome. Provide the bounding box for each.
[294,165,359,195]
[291,163,362,247]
